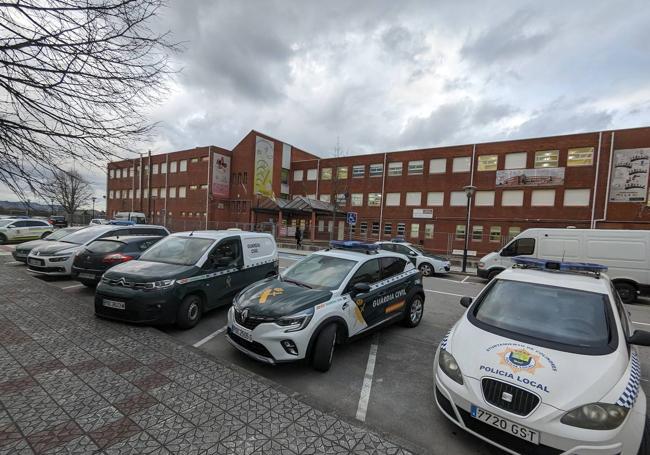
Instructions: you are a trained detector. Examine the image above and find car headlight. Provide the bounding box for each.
[275,307,314,332]
[478,261,485,269]
[50,256,71,262]
[560,403,629,430]
[438,350,464,385]
[146,279,175,289]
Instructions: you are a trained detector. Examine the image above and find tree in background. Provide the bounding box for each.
[0,0,178,198]
[46,170,93,222]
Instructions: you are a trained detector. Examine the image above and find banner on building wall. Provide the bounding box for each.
[413,209,433,219]
[609,148,650,203]
[495,168,565,187]
[211,152,231,198]
[254,136,275,196]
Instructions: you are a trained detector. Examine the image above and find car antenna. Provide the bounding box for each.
[189,231,194,237]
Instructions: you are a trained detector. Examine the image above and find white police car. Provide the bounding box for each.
[226,241,425,371]
[376,238,450,276]
[434,257,649,454]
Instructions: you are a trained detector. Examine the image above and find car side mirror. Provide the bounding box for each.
[627,330,650,346]
[460,296,473,308]
[408,251,417,256]
[351,282,371,297]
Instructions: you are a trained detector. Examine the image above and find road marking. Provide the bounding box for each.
[633,321,650,327]
[61,283,84,290]
[5,261,22,265]
[426,276,482,286]
[193,325,228,347]
[461,276,469,283]
[425,289,473,298]
[356,334,379,422]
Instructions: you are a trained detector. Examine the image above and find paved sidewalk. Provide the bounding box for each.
[0,258,416,454]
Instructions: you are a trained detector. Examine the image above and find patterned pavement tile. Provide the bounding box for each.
[133,373,171,392]
[212,370,248,390]
[11,401,71,436]
[147,358,177,373]
[113,392,159,416]
[273,422,318,455]
[271,398,312,422]
[127,349,169,366]
[190,381,228,403]
[164,425,222,455]
[26,420,84,454]
[226,399,271,424]
[42,435,100,454]
[75,406,124,433]
[179,400,224,427]
[169,371,211,389]
[67,359,104,375]
[0,362,28,383]
[0,376,37,396]
[294,408,338,436]
[322,420,368,451]
[24,359,66,376]
[352,433,412,455]
[147,382,186,402]
[102,430,168,455]
[212,425,273,455]
[161,390,204,414]
[230,377,270,399]
[248,409,293,438]
[250,387,290,410]
[62,393,113,420]
[0,423,24,451]
[302,436,354,455]
[146,414,195,445]
[129,403,176,431]
[88,417,142,449]
[200,387,248,411]
[107,359,142,375]
[98,385,142,405]
[0,438,34,455]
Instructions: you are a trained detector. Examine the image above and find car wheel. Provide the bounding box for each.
[418,263,434,277]
[80,280,97,288]
[615,282,637,304]
[312,323,337,372]
[487,269,501,281]
[0,234,6,245]
[177,294,202,329]
[402,294,424,328]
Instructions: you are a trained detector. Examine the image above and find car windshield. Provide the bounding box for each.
[59,227,108,245]
[472,279,611,349]
[139,236,214,266]
[282,254,356,290]
[46,227,83,241]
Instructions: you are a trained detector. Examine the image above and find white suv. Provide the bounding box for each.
[434,257,648,454]
[0,219,53,244]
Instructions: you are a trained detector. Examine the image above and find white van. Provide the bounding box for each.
[477,228,650,303]
[114,212,147,224]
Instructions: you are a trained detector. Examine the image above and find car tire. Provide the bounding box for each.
[487,269,501,281]
[418,263,434,277]
[615,282,637,304]
[177,294,202,330]
[0,234,6,245]
[80,280,97,288]
[402,294,424,328]
[312,323,337,372]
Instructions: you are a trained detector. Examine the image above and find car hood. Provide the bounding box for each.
[103,260,196,281]
[235,278,332,318]
[31,241,80,256]
[424,253,449,263]
[447,319,627,411]
[16,239,47,251]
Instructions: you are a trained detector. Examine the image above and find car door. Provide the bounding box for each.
[394,244,417,265]
[28,221,48,239]
[376,256,410,318]
[9,220,29,240]
[202,236,245,308]
[344,258,384,331]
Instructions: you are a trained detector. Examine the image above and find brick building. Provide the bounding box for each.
[106,126,650,255]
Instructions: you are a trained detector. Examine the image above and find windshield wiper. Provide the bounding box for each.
[283,278,312,289]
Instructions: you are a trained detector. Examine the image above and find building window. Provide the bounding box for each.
[243,172,247,184]
[410,223,419,238]
[151,188,158,197]
[384,223,392,235]
[534,150,559,168]
[531,189,555,206]
[306,194,316,199]
[371,222,380,235]
[563,189,590,206]
[337,166,348,179]
[201,156,209,162]
[168,187,176,198]
[321,167,332,180]
[170,161,177,173]
[351,193,363,206]
[142,188,148,198]
[178,186,187,198]
[369,163,383,177]
[199,184,207,190]
[109,190,114,199]
[502,190,524,206]
[408,160,424,175]
[135,189,140,198]
[152,164,159,175]
[450,191,466,206]
[388,162,403,176]
[129,167,134,178]
[508,227,521,239]
[368,193,382,206]
[429,158,446,174]
[475,191,495,206]
[397,223,405,235]
[472,225,483,241]
[294,170,303,181]
[336,193,347,205]
[352,165,365,178]
[427,192,444,206]
[455,225,465,241]
[567,147,594,166]
[128,189,133,199]
[190,185,198,190]
[385,193,400,206]
[489,226,501,242]
[477,155,498,171]
[452,156,471,173]
[180,160,188,172]
[406,192,421,206]
[109,169,114,179]
[191,157,199,163]
[505,152,527,169]
[159,188,166,198]
[318,220,325,232]
[281,169,289,185]
[160,162,167,174]
[307,169,317,181]
[360,222,368,235]
[425,224,434,239]
[319,194,331,203]
[180,211,185,217]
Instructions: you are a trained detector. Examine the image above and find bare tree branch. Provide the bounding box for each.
[44,168,93,220]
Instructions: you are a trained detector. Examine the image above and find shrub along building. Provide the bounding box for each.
[106,126,650,256]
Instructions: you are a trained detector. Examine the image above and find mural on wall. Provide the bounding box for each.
[211,152,231,198]
[609,148,650,203]
[254,136,275,197]
[496,168,565,187]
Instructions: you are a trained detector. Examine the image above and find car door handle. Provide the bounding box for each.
[342,302,349,310]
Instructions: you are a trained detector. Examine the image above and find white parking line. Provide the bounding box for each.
[461,276,469,283]
[633,321,650,327]
[356,334,379,422]
[193,325,228,347]
[427,276,482,286]
[61,284,84,290]
[425,289,473,298]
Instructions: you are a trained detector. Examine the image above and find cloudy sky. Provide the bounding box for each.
[4,0,650,207]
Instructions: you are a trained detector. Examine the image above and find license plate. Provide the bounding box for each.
[78,273,95,280]
[103,299,125,310]
[28,258,42,266]
[470,405,539,445]
[232,323,253,342]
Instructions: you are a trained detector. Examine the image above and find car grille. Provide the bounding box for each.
[227,329,273,358]
[481,378,540,416]
[102,277,151,290]
[233,308,274,330]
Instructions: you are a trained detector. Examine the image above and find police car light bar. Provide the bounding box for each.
[391,236,407,243]
[329,240,379,253]
[108,220,136,226]
[513,257,607,274]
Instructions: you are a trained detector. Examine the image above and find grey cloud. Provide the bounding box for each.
[473,100,519,125]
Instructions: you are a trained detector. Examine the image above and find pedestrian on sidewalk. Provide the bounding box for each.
[295,226,302,249]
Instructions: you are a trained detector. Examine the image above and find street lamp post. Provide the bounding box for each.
[91,197,97,219]
[462,185,477,273]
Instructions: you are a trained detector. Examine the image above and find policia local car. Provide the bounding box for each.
[434,257,649,455]
[227,241,425,372]
[95,230,278,329]
[376,238,451,277]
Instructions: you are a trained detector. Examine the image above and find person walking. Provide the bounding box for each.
[295,226,302,249]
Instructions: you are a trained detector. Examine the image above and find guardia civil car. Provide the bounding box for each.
[434,257,649,455]
[227,241,425,372]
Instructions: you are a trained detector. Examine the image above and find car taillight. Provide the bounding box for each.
[102,253,134,264]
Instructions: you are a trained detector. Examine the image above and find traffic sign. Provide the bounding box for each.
[346,212,357,225]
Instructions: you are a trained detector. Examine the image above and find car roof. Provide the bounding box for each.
[497,267,610,295]
[93,235,162,243]
[86,224,166,232]
[170,230,273,241]
[314,248,404,262]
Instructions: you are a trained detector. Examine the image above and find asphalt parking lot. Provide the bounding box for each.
[2,245,650,454]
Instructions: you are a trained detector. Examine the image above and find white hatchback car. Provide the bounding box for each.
[434,257,648,455]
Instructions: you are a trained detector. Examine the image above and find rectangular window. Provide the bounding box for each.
[502,190,524,206]
[429,158,446,174]
[135,189,140,199]
[505,152,527,169]
[170,161,177,173]
[307,169,317,181]
[109,190,114,199]
[425,224,434,239]
[477,155,498,171]
[142,188,148,199]
[306,194,316,199]
[531,189,556,206]
[567,147,594,166]
[200,184,207,190]
[281,169,289,185]
[385,193,401,206]
[410,223,419,238]
[109,170,114,179]
[450,191,466,206]
[368,193,382,206]
[179,160,188,172]
[318,220,324,232]
[319,194,331,203]
[115,190,121,199]
[534,150,559,168]
[151,188,158,197]
[337,166,348,179]
[351,193,363,206]
[371,222,380,235]
[160,162,167,174]
[388,162,403,176]
[427,192,444,206]
[294,170,303,181]
[159,188,166,198]
[152,163,159,175]
[352,165,365,178]
[489,226,501,242]
[360,222,368,235]
[369,163,383,177]
[563,188,590,206]
[168,187,176,198]
[190,185,198,190]
[475,191,495,206]
[126,189,131,199]
[129,167,134,178]
[472,225,483,241]
[397,223,406,235]
[178,186,187,198]
[508,226,521,239]
[455,225,465,241]
[406,192,421,206]
[202,156,209,162]
[384,223,392,235]
[321,167,332,180]
[336,193,347,205]
[191,157,199,163]
[452,156,471,173]
[408,160,424,175]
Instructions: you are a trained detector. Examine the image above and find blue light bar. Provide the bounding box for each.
[391,236,407,243]
[330,240,379,251]
[513,257,607,273]
[108,220,136,226]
